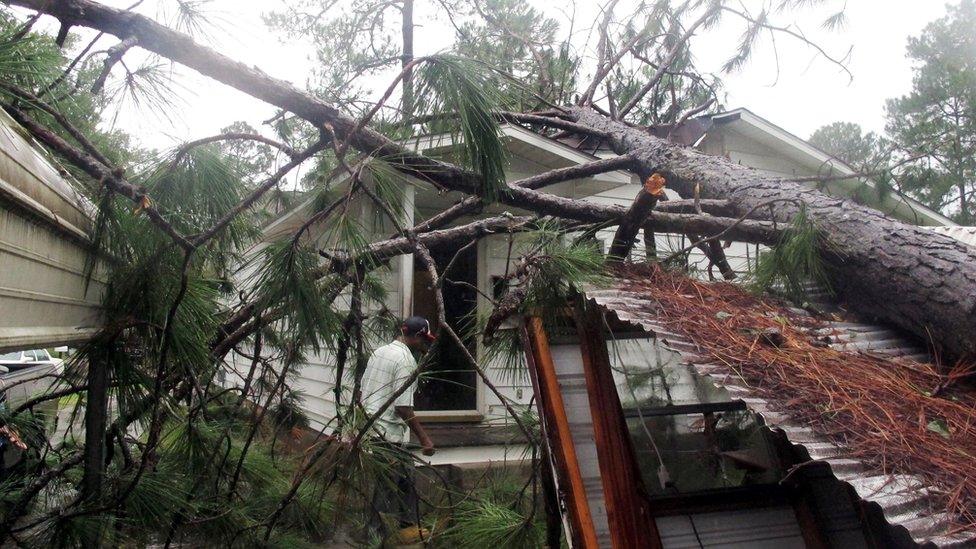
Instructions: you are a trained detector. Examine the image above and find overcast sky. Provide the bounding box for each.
[27,1,954,150]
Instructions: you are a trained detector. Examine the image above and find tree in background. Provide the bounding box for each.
[807,121,904,206]
[809,121,887,168]
[886,0,976,223]
[812,1,976,223]
[451,0,575,110]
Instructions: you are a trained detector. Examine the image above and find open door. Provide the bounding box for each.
[411,244,479,411]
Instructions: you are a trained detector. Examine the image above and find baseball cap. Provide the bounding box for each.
[402,316,436,341]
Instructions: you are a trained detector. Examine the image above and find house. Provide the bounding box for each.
[244,107,953,436]
[235,108,976,546]
[241,123,638,433]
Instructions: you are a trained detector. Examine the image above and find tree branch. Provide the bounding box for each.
[8,0,485,195]
[498,111,611,138]
[608,173,665,261]
[190,137,329,248]
[2,102,193,250]
[171,132,300,166]
[512,151,638,190]
[578,0,622,106]
[661,198,803,266]
[784,153,926,184]
[618,6,718,118]
[90,35,138,94]
[0,82,115,166]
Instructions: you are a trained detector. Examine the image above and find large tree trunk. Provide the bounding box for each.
[401,0,414,119]
[569,107,976,362]
[19,0,976,362]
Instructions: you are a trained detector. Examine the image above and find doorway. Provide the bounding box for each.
[411,244,479,411]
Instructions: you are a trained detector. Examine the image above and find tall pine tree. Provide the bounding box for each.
[886,0,976,223]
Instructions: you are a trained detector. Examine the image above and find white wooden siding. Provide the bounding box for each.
[245,125,850,431]
[294,195,408,428]
[228,191,411,430]
[480,232,538,422]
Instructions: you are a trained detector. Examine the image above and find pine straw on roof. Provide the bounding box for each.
[610,264,976,530]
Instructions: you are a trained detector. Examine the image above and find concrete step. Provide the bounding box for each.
[845,475,927,504]
[832,338,911,352]
[872,489,937,521]
[779,426,822,443]
[690,363,730,376]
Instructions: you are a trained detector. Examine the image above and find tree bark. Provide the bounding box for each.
[9,0,773,247]
[569,106,976,362]
[401,0,414,120]
[9,0,483,195]
[702,239,736,280]
[643,229,657,262]
[81,358,109,503]
[608,185,659,261]
[23,0,976,361]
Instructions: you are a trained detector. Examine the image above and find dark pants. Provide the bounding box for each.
[368,445,419,540]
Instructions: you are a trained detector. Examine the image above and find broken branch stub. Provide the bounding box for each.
[608,172,667,262]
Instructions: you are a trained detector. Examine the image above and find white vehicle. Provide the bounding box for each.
[0,349,64,408]
[0,349,60,372]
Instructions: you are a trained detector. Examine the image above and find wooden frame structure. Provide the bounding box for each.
[523,316,599,548]
[573,303,660,548]
[523,303,661,548]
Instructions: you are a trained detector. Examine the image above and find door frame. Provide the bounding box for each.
[407,236,486,422]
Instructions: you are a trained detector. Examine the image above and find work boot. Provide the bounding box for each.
[394,524,429,545]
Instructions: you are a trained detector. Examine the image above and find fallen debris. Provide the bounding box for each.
[610,263,976,530]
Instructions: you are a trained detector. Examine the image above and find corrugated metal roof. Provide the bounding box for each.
[585,283,976,548]
[931,226,976,248]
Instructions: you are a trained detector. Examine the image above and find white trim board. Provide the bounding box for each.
[710,108,954,227]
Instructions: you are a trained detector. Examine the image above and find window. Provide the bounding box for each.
[626,405,783,496]
[607,336,787,497]
[490,275,509,301]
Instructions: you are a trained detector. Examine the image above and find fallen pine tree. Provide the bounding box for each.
[14,0,976,363]
[1,1,974,546]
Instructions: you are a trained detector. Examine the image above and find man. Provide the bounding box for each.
[360,315,436,544]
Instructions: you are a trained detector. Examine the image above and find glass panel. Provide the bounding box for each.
[627,409,783,497]
[607,335,785,497]
[0,352,22,361]
[607,337,731,408]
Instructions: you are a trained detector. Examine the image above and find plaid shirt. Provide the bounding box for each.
[360,340,417,444]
